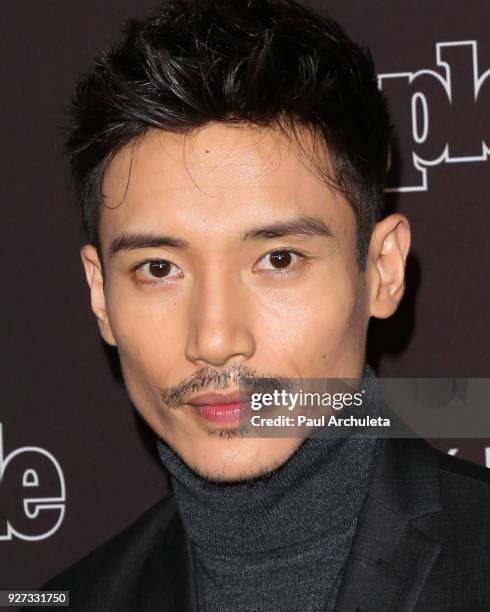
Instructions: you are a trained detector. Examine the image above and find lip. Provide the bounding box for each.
[187,392,250,424]
[188,392,243,406]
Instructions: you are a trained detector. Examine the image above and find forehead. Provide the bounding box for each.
[99,123,355,249]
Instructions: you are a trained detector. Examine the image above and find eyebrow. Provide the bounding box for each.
[109,215,333,257]
[109,233,190,257]
[241,215,333,241]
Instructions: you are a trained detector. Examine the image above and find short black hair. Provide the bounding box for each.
[67,0,391,268]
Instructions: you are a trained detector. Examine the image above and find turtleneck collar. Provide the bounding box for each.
[157,364,381,556]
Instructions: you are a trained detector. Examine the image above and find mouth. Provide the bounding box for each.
[187,392,251,425]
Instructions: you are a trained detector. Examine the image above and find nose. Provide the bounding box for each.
[184,271,256,368]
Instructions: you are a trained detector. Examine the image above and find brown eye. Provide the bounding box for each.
[149,260,171,277]
[135,259,182,283]
[269,251,292,269]
[254,249,305,274]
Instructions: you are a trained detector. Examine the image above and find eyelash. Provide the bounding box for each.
[131,248,309,286]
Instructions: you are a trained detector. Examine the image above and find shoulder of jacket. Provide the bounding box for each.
[436,446,490,494]
[42,494,177,592]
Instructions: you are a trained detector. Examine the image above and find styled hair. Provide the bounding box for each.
[67,0,391,268]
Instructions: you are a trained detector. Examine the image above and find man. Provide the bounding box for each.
[39,0,490,610]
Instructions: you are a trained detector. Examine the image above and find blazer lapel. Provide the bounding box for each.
[135,501,199,612]
[334,437,444,612]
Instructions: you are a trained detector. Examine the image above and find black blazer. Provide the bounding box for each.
[36,437,490,611]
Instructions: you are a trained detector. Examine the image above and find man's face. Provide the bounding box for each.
[82,124,395,481]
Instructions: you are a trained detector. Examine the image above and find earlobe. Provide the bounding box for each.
[368,214,411,319]
[80,244,117,346]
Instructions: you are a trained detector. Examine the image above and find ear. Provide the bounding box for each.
[80,244,117,346]
[367,214,411,319]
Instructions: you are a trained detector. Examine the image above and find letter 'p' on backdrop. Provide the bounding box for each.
[1,0,489,591]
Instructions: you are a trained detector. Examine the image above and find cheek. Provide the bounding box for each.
[104,284,184,389]
[254,267,366,374]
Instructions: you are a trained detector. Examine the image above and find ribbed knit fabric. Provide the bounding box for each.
[157,366,382,611]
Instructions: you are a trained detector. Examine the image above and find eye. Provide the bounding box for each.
[133,259,183,284]
[254,249,306,274]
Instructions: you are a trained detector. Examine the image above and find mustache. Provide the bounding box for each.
[159,364,295,408]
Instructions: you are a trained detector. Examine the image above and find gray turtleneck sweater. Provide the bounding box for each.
[157,368,382,611]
